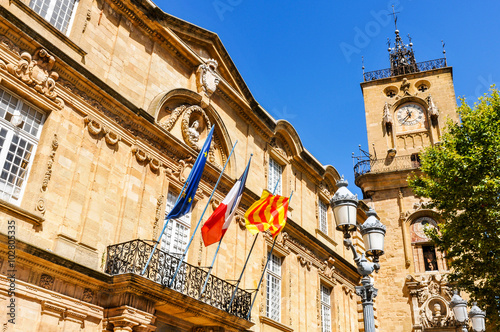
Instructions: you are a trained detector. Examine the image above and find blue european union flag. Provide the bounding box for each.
[166,126,214,220]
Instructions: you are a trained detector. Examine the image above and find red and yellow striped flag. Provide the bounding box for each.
[244,190,289,238]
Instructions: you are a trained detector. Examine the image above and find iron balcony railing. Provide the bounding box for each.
[363,58,447,82]
[354,154,421,178]
[105,239,251,320]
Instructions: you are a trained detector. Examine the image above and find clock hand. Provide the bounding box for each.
[402,110,413,124]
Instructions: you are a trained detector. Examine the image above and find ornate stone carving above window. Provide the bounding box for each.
[405,274,456,331]
[6,48,64,109]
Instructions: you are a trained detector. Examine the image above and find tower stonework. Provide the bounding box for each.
[356,29,460,332]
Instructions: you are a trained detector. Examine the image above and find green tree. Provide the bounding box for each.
[409,87,500,329]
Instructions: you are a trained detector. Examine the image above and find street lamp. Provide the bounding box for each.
[331,177,386,332]
[450,291,486,332]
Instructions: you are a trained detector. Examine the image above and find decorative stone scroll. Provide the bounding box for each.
[84,117,121,147]
[196,59,220,98]
[152,194,164,240]
[235,214,246,230]
[6,48,64,108]
[159,105,186,132]
[41,134,58,192]
[171,156,193,182]
[319,257,336,281]
[297,254,312,270]
[131,146,162,174]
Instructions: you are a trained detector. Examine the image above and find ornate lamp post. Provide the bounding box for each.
[331,177,386,332]
[450,291,486,332]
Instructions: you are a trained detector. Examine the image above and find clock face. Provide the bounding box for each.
[411,217,437,242]
[396,103,425,126]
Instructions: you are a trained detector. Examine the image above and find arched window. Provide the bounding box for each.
[410,216,447,273]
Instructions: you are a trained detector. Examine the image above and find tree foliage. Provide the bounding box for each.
[409,87,500,328]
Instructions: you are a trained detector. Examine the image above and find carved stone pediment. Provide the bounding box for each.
[406,274,457,331]
[269,136,288,159]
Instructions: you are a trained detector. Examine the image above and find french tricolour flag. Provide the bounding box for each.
[201,157,251,246]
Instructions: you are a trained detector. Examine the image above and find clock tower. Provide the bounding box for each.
[355,27,460,332]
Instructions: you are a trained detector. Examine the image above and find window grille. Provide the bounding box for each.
[320,284,332,332]
[319,199,328,234]
[29,0,78,34]
[267,158,282,195]
[0,89,45,204]
[266,252,282,321]
[160,191,191,259]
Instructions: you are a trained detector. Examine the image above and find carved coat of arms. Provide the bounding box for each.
[196,59,220,98]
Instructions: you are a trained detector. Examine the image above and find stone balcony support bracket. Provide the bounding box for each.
[104,306,156,332]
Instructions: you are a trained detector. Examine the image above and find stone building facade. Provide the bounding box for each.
[355,28,461,331]
[0,0,368,331]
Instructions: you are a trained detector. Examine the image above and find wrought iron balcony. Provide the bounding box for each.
[105,239,251,320]
[363,58,447,82]
[354,154,421,179]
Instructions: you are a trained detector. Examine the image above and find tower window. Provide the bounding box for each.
[411,153,421,167]
[422,245,438,271]
[417,84,429,92]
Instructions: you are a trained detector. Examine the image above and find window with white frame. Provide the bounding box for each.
[0,89,45,205]
[160,191,191,259]
[319,199,328,234]
[320,284,332,332]
[266,252,282,321]
[29,0,78,34]
[267,158,282,195]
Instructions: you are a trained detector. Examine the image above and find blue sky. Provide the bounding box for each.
[158,0,500,196]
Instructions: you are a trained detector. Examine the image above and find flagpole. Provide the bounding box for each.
[227,232,258,312]
[246,190,293,320]
[169,141,238,288]
[199,154,254,298]
[141,172,190,276]
[226,177,282,313]
[198,238,222,298]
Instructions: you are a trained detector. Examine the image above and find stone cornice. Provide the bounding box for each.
[0,199,44,227]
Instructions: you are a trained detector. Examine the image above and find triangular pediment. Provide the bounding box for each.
[161,16,250,101]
